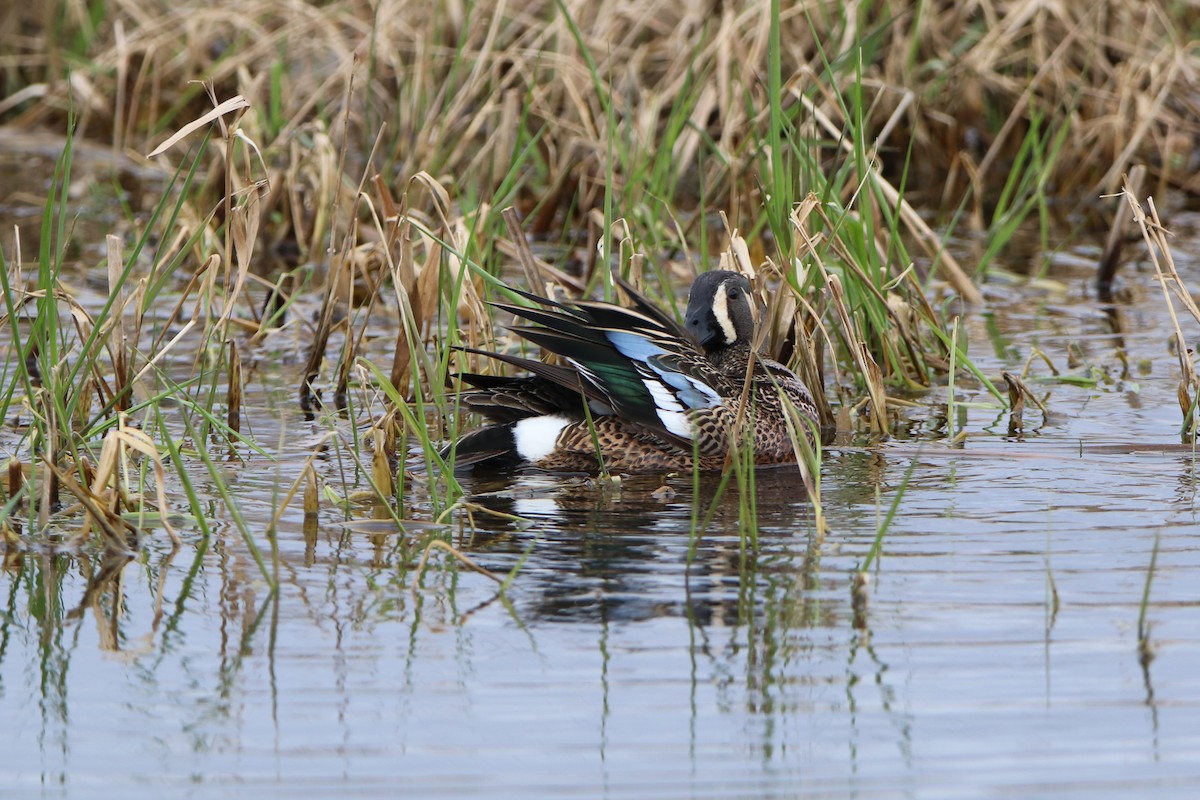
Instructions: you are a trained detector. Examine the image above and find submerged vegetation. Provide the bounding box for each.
[0,0,1198,567]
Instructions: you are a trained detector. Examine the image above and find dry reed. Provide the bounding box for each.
[5,1,1198,243]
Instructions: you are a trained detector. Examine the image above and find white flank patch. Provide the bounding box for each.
[513,415,571,462]
[711,282,737,344]
[642,378,693,439]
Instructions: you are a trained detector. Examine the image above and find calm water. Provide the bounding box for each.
[3,171,1200,795]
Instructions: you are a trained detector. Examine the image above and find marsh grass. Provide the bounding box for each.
[0,97,324,579]
[13,1,1197,256]
[4,0,1200,596]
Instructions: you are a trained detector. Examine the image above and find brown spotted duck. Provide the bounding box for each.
[444,270,819,472]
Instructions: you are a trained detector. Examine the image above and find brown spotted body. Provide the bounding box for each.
[444,271,820,473]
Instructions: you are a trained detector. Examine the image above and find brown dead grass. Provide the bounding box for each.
[4,0,1199,223]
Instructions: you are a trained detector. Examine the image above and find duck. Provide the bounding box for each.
[442,270,820,472]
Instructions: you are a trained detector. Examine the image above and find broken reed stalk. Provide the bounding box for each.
[7,461,24,504]
[300,276,339,411]
[374,174,416,396]
[106,234,131,413]
[1001,370,1047,437]
[227,339,242,435]
[1125,187,1200,439]
[1097,165,1146,301]
[371,428,394,500]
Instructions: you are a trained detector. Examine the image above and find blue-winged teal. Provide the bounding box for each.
[444,270,819,472]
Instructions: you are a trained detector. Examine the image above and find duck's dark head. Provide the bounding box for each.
[684,270,757,352]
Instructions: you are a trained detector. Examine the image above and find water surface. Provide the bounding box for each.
[2,157,1200,798]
